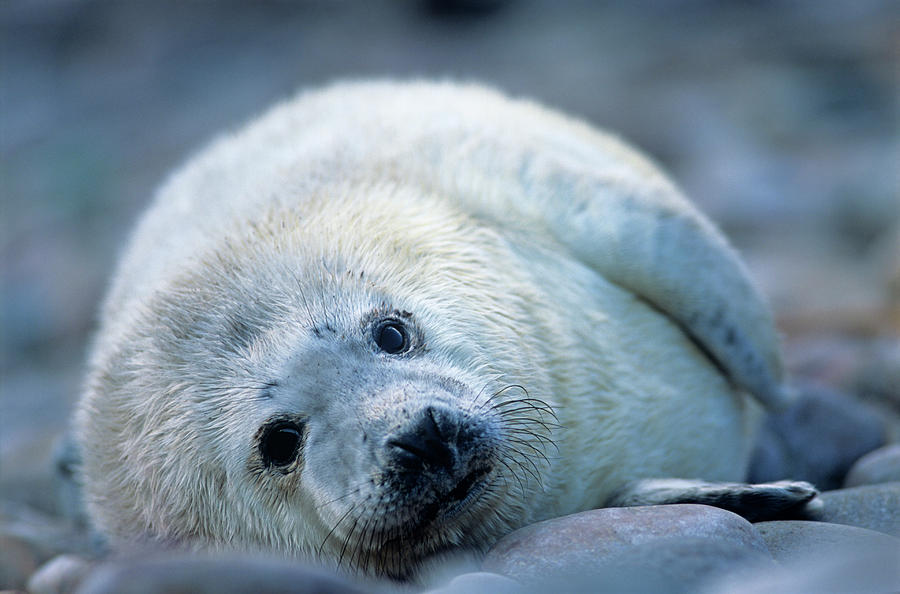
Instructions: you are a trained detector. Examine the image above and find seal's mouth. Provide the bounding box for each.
[435,465,493,522]
[370,465,493,569]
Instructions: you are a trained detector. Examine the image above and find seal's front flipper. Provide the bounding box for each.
[605,478,821,522]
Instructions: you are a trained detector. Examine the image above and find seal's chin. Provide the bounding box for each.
[320,464,498,580]
[375,470,497,580]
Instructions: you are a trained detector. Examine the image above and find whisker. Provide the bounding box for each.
[315,486,362,511]
[503,450,544,488]
[505,436,552,465]
[491,398,558,417]
[506,428,559,453]
[490,395,556,413]
[495,456,527,498]
[502,417,562,435]
[353,497,380,573]
[365,501,389,575]
[319,500,358,560]
[336,501,364,571]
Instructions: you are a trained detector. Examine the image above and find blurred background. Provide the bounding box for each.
[1,0,898,521]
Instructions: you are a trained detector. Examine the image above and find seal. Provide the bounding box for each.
[75,80,815,579]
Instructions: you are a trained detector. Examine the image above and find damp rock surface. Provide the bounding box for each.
[481,505,773,593]
[5,490,900,593]
[3,1,898,593]
[844,444,900,487]
[748,383,887,489]
[74,555,372,594]
[808,482,900,537]
[754,520,900,564]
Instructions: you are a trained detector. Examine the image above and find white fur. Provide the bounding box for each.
[76,80,782,572]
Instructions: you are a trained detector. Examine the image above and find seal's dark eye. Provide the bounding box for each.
[374,321,408,354]
[260,421,302,468]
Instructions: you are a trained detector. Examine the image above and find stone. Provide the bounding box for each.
[27,554,94,594]
[0,501,86,590]
[0,500,99,563]
[74,554,374,594]
[0,532,43,591]
[754,520,899,564]
[748,382,886,489]
[844,444,900,487]
[808,482,900,536]
[481,505,773,593]
[781,336,900,442]
[601,537,773,594]
[852,336,900,412]
[710,546,900,594]
[423,571,524,594]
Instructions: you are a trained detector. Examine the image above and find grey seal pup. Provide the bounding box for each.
[75,80,816,579]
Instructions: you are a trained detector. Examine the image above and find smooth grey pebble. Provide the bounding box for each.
[481,504,772,593]
[754,520,900,564]
[74,554,374,594]
[810,482,900,536]
[422,571,524,594]
[748,382,886,489]
[708,545,900,594]
[27,554,94,594]
[844,443,900,487]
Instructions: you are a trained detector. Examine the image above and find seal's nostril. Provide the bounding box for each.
[387,438,432,470]
[387,406,456,471]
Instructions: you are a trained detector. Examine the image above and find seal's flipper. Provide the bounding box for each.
[487,144,790,410]
[604,478,821,522]
[537,169,789,410]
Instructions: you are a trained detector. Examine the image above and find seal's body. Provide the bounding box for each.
[76,81,795,578]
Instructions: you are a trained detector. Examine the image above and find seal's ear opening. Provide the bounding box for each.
[258,416,307,471]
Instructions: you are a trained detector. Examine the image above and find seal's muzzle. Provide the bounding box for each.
[382,404,495,522]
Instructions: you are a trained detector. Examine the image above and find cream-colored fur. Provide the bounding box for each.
[75,80,783,574]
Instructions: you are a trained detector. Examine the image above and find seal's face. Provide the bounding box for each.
[249,306,522,578]
[80,194,558,579]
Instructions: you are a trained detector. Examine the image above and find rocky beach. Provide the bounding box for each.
[2,1,898,592]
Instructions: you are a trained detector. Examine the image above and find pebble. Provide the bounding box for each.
[852,335,900,411]
[598,537,773,594]
[27,554,93,594]
[783,335,900,441]
[754,520,899,564]
[423,571,523,594]
[74,554,373,594]
[709,544,900,594]
[0,500,100,592]
[809,482,900,536]
[747,382,886,489]
[481,504,772,593]
[844,443,900,487]
[0,532,43,591]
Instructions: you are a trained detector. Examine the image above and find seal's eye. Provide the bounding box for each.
[374,320,408,354]
[260,421,303,468]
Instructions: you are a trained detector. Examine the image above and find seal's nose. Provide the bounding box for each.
[386,406,458,472]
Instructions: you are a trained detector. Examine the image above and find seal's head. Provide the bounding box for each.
[77,189,558,579]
